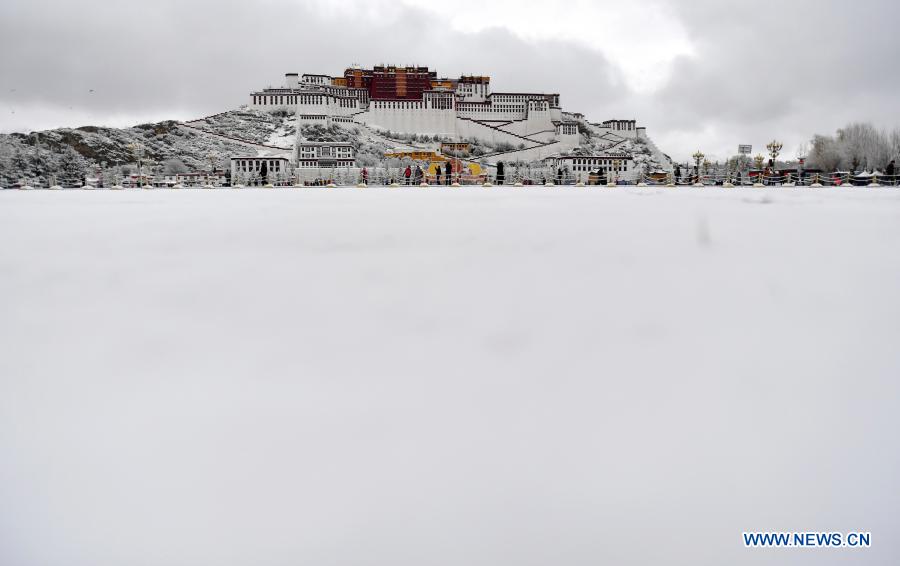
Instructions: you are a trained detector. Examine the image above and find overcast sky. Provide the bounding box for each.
[1,0,898,162]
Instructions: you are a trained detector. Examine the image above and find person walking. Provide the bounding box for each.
[436,164,443,186]
[361,167,369,185]
[497,161,505,185]
[404,165,412,185]
[414,165,423,185]
[446,162,453,185]
[886,160,896,186]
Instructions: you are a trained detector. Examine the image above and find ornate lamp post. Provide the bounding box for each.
[693,150,705,184]
[766,139,783,167]
[144,158,157,188]
[127,142,144,188]
[766,139,783,186]
[207,153,219,187]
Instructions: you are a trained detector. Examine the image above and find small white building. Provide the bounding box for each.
[553,154,634,176]
[295,142,355,169]
[601,119,637,132]
[231,156,292,185]
[301,73,332,86]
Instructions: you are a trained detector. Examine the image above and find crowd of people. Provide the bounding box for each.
[306,159,900,188]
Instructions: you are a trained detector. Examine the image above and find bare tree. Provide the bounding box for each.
[890,128,900,162]
[837,123,891,171]
[809,135,842,171]
[163,158,189,175]
[807,122,895,172]
[726,154,752,174]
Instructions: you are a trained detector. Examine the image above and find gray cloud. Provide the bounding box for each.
[1,0,898,161]
[0,1,623,117]
[646,0,900,159]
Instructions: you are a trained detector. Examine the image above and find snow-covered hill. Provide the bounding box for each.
[0,115,264,185]
[0,107,672,186]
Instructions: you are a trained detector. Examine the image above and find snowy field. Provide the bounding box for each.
[1,187,899,566]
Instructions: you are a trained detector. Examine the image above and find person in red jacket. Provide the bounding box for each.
[404,165,412,185]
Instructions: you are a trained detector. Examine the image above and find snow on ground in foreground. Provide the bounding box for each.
[1,187,898,566]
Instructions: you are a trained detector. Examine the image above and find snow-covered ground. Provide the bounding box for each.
[1,187,898,566]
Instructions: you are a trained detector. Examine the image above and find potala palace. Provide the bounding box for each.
[230,64,672,184]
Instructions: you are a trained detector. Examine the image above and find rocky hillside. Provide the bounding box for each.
[0,107,408,186]
[0,107,671,186]
[0,115,265,186]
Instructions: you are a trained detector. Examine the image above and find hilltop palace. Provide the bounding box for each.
[232,64,670,183]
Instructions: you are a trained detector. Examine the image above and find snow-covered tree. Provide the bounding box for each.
[163,158,189,175]
[726,154,752,174]
[59,148,87,186]
[890,128,900,162]
[809,134,844,172]
[837,123,890,171]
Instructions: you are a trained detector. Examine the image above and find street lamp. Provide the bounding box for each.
[127,142,144,188]
[766,139,783,167]
[693,150,705,183]
[207,153,218,186]
[766,140,783,185]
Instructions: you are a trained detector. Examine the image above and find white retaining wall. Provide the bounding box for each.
[357,105,456,136]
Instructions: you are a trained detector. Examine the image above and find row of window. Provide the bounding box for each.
[492,94,547,103]
[321,87,369,102]
[299,149,353,158]
[566,158,629,164]
[426,100,453,109]
[372,100,425,110]
[571,165,627,172]
[461,103,525,112]
[234,159,359,171]
[234,160,287,172]
[296,159,355,169]
[563,158,631,168]
[252,94,361,107]
[297,154,353,160]
[603,121,637,130]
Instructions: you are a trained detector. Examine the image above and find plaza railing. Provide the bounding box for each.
[2,172,898,189]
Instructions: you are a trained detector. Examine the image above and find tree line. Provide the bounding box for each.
[808,123,900,172]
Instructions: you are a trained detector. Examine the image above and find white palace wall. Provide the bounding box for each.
[356,101,457,136]
[335,108,566,152]
[454,120,537,148]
